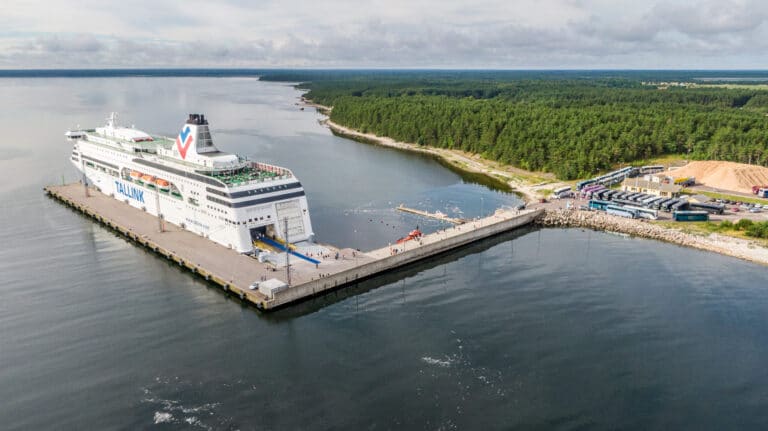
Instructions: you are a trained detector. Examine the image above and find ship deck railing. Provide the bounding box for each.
[204,165,292,186]
[88,132,173,148]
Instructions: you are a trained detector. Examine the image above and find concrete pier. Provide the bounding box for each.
[45,183,542,310]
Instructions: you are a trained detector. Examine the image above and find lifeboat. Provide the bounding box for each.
[396,229,423,244]
[129,170,142,181]
[155,178,171,191]
[140,174,155,183]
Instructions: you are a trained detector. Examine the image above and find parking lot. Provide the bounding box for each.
[531,190,768,223]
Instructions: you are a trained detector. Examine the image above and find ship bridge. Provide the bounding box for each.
[95,112,154,143]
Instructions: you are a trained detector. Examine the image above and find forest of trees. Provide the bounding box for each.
[261,71,768,179]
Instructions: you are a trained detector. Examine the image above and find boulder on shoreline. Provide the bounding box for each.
[534,208,768,266]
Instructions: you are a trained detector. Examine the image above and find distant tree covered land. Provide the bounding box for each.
[261,70,768,179]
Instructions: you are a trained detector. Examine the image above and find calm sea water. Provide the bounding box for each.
[1,76,767,430]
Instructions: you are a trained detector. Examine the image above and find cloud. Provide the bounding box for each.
[27,34,105,53]
[652,0,768,36]
[1,0,768,68]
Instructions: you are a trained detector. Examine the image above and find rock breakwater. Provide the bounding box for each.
[536,209,768,266]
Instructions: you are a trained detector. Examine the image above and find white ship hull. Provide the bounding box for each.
[68,113,314,254]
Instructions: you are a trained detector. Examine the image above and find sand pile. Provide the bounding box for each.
[665,161,768,194]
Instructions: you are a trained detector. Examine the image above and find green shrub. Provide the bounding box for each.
[735,219,754,231]
[719,220,734,230]
[745,221,768,238]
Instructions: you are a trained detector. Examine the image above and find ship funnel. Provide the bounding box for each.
[174,113,217,160]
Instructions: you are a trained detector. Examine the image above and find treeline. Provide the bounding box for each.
[260,72,768,179]
[303,78,766,109]
[329,95,768,179]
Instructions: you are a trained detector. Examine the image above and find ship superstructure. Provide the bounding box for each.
[67,113,314,253]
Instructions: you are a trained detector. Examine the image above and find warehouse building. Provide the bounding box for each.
[621,178,681,198]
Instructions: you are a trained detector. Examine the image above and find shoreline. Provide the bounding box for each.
[325,119,546,201]
[300,97,768,267]
[300,97,554,202]
[537,209,768,267]
[299,98,332,115]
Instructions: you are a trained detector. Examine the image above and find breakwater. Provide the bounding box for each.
[536,208,768,266]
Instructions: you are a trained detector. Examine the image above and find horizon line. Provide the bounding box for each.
[1,67,768,72]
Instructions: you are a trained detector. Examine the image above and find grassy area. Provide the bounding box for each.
[472,156,554,184]
[654,220,713,237]
[654,219,768,246]
[518,174,553,185]
[629,154,689,167]
[680,189,768,205]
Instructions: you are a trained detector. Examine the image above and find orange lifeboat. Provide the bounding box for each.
[155,178,171,191]
[129,170,142,181]
[140,174,155,183]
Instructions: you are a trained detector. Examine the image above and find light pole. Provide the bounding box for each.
[284,217,291,286]
[155,186,164,233]
[80,157,90,197]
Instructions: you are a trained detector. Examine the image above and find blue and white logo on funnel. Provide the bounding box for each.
[176,126,193,159]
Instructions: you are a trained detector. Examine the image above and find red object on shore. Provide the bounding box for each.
[396,229,423,244]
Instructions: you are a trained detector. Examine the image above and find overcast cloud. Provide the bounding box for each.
[2,0,767,68]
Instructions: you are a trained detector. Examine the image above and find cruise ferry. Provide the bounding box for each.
[67,113,314,253]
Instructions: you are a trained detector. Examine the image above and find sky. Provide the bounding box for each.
[2,0,767,69]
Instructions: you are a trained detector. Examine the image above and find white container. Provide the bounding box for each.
[258,278,288,298]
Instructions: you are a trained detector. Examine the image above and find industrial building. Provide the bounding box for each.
[621,178,681,198]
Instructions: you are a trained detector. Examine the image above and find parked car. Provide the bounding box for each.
[750,207,762,213]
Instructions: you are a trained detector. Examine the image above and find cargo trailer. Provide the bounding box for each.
[588,199,610,211]
[606,204,637,219]
[689,202,725,215]
[673,210,709,222]
[623,205,658,220]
